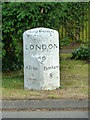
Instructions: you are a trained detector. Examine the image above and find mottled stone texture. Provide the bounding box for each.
[23,27,60,90]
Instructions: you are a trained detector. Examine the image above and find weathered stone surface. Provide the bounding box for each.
[23,27,60,90]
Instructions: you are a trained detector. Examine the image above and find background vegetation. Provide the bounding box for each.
[2,2,88,72]
[71,45,89,60]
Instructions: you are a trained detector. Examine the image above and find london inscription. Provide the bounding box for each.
[25,44,58,51]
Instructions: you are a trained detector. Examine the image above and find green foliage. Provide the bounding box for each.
[71,46,89,60]
[2,2,88,71]
[59,85,63,89]
[2,2,68,71]
[59,36,70,49]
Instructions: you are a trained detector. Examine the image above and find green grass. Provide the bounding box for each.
[2,53,88,100]
[2,70,24,89]
[60,54,88,87]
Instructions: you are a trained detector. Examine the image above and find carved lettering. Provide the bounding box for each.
[30,45,34,50]
[42,44,47,50]
[49,73,53,79]
[25,66,38,70]
[29,44,58,51]
[38,56,46,62]
[44,65,59,71]
[54,44,58,48]
[28,30,54,33]
[36,45,41,50]
[48,44,53,49]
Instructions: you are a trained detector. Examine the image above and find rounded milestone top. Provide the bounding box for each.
[23,27,58,35]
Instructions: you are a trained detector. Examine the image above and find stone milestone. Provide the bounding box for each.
[23,27,60,90]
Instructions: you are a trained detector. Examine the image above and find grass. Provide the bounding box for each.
[2,53,88,100]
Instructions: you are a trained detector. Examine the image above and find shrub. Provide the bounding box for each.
[71,46,89,60]
[2,2,88,71]
[2,2,68,72]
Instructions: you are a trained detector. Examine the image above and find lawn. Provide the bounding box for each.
[2,53,88,100]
